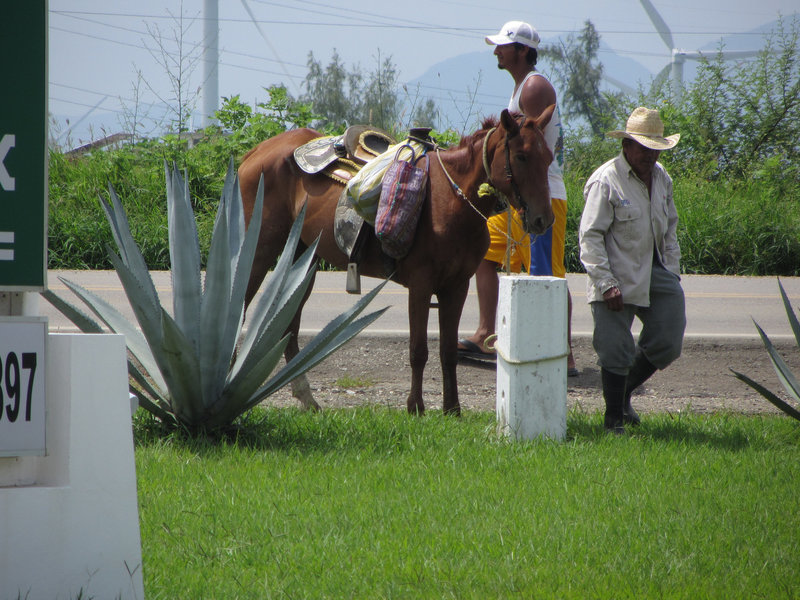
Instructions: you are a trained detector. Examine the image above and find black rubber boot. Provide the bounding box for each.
[601,368,627,435]
[623,351,658,426]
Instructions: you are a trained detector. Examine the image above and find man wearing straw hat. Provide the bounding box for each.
[579,107,685,434]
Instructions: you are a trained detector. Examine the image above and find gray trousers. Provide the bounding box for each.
[590,263,686,376]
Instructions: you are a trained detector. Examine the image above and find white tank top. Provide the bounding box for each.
[508,71,567,200]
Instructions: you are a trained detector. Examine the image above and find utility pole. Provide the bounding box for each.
[202,0,219,127]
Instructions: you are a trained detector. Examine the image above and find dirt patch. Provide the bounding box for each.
[264,335,799,416]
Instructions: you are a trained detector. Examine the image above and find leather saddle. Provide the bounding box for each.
[293,126,396,294]
[293,125,396,184]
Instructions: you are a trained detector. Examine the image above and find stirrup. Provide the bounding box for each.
[346,263,361,294]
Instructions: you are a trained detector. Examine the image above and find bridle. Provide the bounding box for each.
[481,124,528,216]
[435,118,528,218]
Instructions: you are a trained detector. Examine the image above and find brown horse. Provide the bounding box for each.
[239,107,555,415]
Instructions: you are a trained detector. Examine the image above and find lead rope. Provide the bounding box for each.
[481,127,525,274]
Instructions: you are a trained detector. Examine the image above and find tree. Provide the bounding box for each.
[302,49,353,130]
[411,98,438,129]
[654,15,800,181]
[141,3,203,134]
[302,50,438,133]
[119,68,164,142]
[541,20,622,136]
[360,51,400,130]
[210,86,316,160]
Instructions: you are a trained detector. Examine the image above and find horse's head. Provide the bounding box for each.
[487,107,556,235]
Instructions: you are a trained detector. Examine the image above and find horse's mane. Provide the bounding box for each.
[455,116,500,160]
[458,116,499,148]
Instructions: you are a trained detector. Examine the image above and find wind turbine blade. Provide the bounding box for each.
[680,50,707,60]
[604,75,637,96]
[682,48,761,62]
[652,63,671,90]
[640,0,675,50]
[719,50,762,60]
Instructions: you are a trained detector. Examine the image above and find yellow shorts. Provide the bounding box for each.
[484,207,531,273]
[529,197,567,278]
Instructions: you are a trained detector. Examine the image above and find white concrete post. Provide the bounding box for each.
[496,275,568,441]
[0,333,144,599]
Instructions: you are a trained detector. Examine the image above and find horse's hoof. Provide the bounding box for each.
[407,401,425,416]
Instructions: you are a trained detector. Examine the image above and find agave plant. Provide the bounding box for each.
[43,159,387,432]
[731,279,800,421]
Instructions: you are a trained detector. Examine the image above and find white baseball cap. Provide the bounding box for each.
[485,21,540,49]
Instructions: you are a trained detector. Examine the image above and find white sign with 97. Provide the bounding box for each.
[0,317,46,456]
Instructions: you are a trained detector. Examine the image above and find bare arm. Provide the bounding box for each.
[518,73,557,119]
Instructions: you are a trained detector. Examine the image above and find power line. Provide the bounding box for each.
[51,8,776,37]
[48,4,783,131]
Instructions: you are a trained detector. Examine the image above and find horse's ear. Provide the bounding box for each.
[534,104,556,130]
[500,109,520,136]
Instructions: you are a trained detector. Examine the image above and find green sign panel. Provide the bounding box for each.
[0,1,47,290]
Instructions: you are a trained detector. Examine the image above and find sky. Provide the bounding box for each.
[47,0,797,145]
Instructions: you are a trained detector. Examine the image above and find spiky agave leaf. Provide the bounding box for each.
[251,283,390,403]
[778,278,800,347]
[199,196,233,401]
[218,172,265,374]
[731,369,800,420]
[166,162,202,353]
[54,275,167,393]
[222,156,246,272]
[752,320,800,404]
[40,289,104,334]
[41,286,173,418]
[733,279,800,422]
[228,243,319,385]
[98,185,161,316]
[232,203,314,370]
[223,263,318,402]
[212,286,389,428]
[198,165,266,406]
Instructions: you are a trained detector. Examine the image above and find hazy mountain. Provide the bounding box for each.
[402,38,653,132]
[405,17,794,132]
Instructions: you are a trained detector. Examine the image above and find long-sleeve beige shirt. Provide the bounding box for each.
[579,152,681,307]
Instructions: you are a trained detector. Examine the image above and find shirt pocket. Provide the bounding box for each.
[613,204,642,242]
[614,204,642,224]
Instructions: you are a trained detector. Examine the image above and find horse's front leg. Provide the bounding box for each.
[286,330,320,411]
[286,268,321,411]
[436,279,470,416]
[406,287,433,415]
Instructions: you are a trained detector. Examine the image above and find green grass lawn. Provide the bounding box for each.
[135,408,800,599]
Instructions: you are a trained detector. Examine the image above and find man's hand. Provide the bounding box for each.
[603,286,624,311]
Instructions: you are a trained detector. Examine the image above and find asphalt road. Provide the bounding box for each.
[38,270,800,341]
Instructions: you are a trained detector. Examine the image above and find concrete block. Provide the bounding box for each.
[496,275,568,362]
[496,276,568,441]
[0,334,144,599]
[497,356,568,440]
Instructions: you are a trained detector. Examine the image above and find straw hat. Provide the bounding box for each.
[607,107,680,150]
